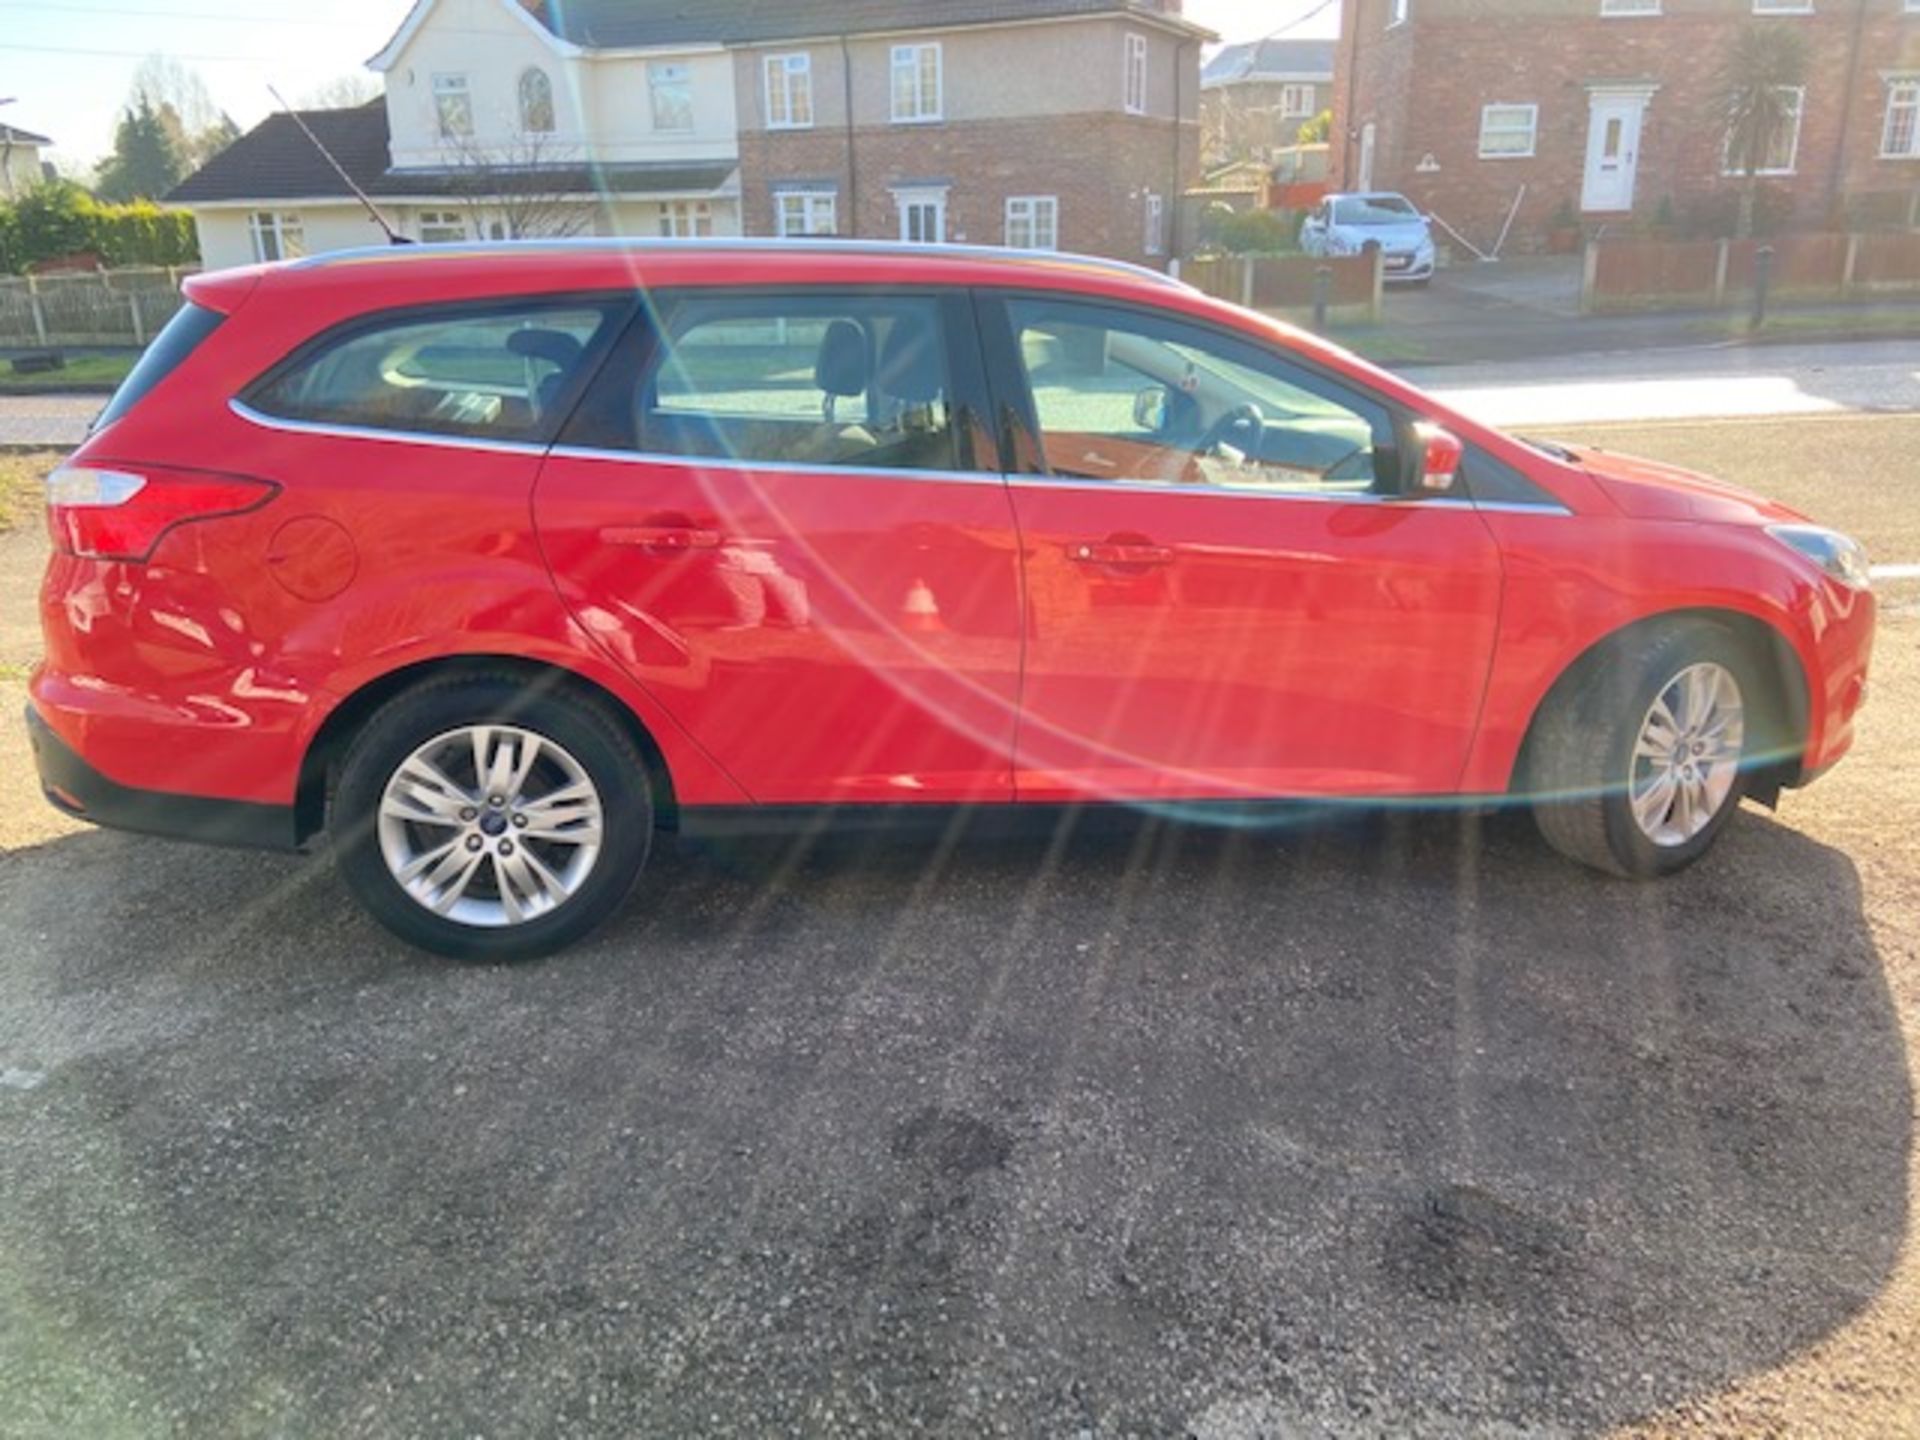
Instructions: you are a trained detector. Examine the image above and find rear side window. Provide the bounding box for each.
[93,302,224,433]
[248,300,626,443]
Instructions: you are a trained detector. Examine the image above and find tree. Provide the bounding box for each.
[442,135,595,240]
[1297,108,1333,146]
[94,96,186,202]
[1720,24,1808,240]
[300,75,382,110]
[123,54,241,168]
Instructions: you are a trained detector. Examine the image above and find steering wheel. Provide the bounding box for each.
[1192,403,1265,460]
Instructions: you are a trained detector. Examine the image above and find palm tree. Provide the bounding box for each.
[1720,24,1809,239]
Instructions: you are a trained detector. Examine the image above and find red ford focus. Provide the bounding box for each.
[29,241,1874,959]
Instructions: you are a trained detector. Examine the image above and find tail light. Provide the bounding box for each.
[47,465,278,562]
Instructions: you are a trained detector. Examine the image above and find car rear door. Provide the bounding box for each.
[532,286,1023,805]
[981,290,1505,802]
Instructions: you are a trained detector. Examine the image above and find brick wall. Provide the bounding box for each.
[1335,0,1920,255]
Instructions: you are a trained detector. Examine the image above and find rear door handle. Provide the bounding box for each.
[1069,541,1175,567]
[600,525,724,553]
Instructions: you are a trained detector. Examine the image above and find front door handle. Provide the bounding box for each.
[600,525,724,553]
[1068,540,1175,568]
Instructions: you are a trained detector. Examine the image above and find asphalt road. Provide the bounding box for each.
[2,418,1918,1437]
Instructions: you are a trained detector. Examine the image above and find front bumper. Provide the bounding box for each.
[27,704,300,851]
[1383,254,1435,283]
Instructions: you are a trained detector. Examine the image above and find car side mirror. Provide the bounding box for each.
[1133,386,1170,432]
[1410,422,1464,495]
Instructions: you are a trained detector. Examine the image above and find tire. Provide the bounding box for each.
[1527,622,1756,879]
[331,675,654,960]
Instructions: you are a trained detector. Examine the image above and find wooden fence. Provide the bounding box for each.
[1181,253,1383,324]
[0,267,200,348]
[1583,232,1920,313]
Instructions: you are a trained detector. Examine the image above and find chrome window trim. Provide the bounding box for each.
[230,399,553,456]
[1004,473,1572,514]
[547,444,1010,488]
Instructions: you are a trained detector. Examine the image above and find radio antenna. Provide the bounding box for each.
[267,84,411,246]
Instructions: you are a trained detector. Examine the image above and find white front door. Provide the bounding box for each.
[1582,94,1645,213]
[1357,122,1377,191]
[896,189,947,244]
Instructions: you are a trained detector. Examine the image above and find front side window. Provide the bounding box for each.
[659,201,714,238]
[417,210,468,243]
[1005,296,1395,496]
[433,74,473,139]
[765,53,814,129]
[617,293,961,473]
[519,67,556,134]
[1883,80,1920,158]
[1479,103,1539,158]
[248,211,305,262]
[1724,84,1804,175]
[651,63,693,132]
[1125,33,1149,114]
[248,301,624,442]
[777,190,837,236]
[891,43,942,122]
[1006,195,1060,250]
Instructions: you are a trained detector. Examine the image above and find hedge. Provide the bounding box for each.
[0,181,199,275]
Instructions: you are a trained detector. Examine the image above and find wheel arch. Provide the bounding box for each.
[1510,607,1811,801]
[295,654,681,844]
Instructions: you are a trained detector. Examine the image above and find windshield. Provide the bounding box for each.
[1333,195,1420,225]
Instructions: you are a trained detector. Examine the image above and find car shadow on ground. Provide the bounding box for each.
[0,804,1906,1435]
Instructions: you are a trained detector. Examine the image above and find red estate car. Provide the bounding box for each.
[30,241,1874,959]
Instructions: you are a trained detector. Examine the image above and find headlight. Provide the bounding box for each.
[1767,524,1871,589]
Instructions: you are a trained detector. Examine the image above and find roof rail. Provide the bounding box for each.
[294,236,1194,291]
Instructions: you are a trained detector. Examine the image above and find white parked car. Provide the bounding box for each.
[1300,192,1437,285]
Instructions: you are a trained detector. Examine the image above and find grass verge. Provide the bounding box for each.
[0,353,137,393]
[0,452,56,534]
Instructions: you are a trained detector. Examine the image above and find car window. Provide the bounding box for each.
[250,301,624,442]
[624,293,962,473]
[1005,296,1395,495]
[1333,195,1419,225]
[94,302,224,433]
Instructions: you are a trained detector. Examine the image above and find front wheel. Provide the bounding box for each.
[332,676,654,960]
[1528,624,1754,879]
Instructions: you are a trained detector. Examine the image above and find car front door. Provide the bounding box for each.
[533,288,1022,804]
[982,291,1505,803]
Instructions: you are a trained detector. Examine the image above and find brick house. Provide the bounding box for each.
[1332,0,1920,254]
[1201,38,1337,166]
[168,0,1210,271]
[725,0,1210,266]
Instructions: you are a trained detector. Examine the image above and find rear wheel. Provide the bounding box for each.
[332,677,653,960]
[1528,624,1753,878]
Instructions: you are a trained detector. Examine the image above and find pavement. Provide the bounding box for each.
[3,379,1920,1437]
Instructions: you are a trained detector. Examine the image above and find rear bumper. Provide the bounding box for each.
[27,704,300,851]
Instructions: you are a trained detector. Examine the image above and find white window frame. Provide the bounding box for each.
[776,190,837,237]
[890,43,943,124]
[895,187,948,245]
[1751,0,1812,12]
[658,201,714,238]
[1279,83,1315,118]
[1144,191,1166,255]
[1005,195,1059,251]
[1600,0,1661,14]
[1723,84,1805,176]
[417,210,467,243]
[764,52,814,130]
[247,211,306,263]
[432,74,473,140]
[518,67,555,135]
[1125,33,1149,115]
[1388,0,1409,28]
[1478,102,1539,158]
[1882,79,1920,159]
[650,62,693,133]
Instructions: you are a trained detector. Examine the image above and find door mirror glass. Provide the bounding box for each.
[1412,421,1464,495]
[1132,386,1169,432]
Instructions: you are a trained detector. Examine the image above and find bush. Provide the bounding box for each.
[0,181,198,274]
[1215,208,1298,256]
[1679,182,1796,240]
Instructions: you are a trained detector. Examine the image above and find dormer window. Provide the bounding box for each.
[519,68,555,134]
[433,74,473,139]
[651,63,693,133]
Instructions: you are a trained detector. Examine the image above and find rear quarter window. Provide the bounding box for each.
[246,299,628,443]
[93,302,225,433]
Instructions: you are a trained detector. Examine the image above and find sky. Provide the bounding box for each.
[0,0,1339,170]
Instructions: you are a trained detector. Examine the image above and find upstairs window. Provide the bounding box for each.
[891,43,942,123]
[1125,33,1149,114]
[1600,0,1661,13]
[433,74,473,139]
[1882,80,1920,158]
[651,63,693,132]
[1751,0,1812,11]
[765,53,814,129]
[1388,0,1409,27]
[1280,83,1316,117]
[1478,103,1539,157]
[519,67,555,134]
